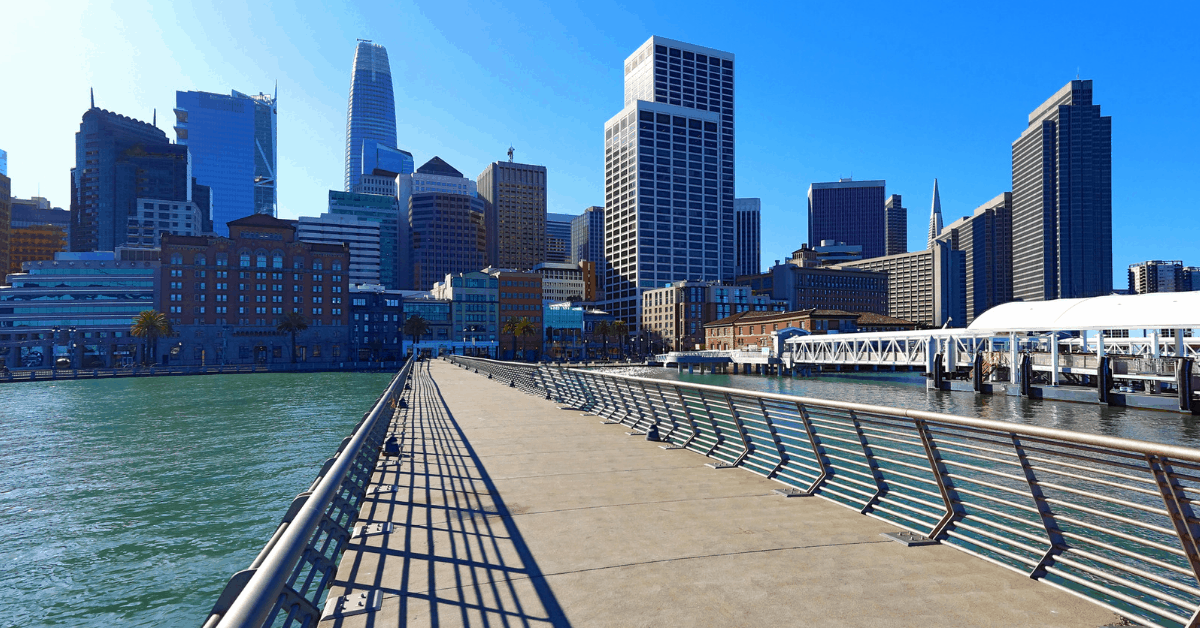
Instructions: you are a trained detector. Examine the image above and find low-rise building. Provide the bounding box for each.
[737,262,888,315]
[431,271,499,354]
[533,261,587,302]
[487,268,543,359]
[642,280,786,352]
[853,311,922,332]
[704,309,862,351]
[349,285,455,359]
[0,250,159,368]
[158,214,351,366]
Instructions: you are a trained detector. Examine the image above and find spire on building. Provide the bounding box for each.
[927,178,943,249]
[90,87,95,109]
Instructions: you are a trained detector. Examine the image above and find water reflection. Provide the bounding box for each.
[608,367,1200,448]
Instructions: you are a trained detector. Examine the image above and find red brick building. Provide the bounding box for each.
[488,268,543,359]
[158,215,351,365]
[704,309,862,351]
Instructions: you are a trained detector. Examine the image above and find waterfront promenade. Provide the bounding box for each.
[321,360,1117,627]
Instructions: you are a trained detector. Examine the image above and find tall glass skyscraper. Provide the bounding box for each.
[174,89,277,234]
[603,36,735,330]
[734,197,760,277]
[1011,79,1112,301]
[345,41,398,192]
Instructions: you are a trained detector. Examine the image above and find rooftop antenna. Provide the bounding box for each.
[507,145,514,162]
[1077,67,1080,79]
[153,108,157,127]
[90,87,95,109]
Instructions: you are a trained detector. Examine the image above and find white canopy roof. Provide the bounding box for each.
[968,292,1200,332]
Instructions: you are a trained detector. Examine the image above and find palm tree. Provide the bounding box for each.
[501,318,519,360]
[403,314,430,359]
[276,311,309,363]
[130,310,170,366]
[594,320,611,361]
[514,317,536,361]
[611,319,629,359]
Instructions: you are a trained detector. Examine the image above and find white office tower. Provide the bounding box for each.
[603,36,735,330]
[296,213,381,286]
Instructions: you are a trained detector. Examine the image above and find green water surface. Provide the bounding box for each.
[0,371,393,627]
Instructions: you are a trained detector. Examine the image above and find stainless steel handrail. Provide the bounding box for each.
[448,355,1200,628]
[202,358,413,628]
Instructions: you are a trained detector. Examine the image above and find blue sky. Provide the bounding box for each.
[3,0,1198,283]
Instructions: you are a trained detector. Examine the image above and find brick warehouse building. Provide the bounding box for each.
[704,309,862,351]
[159,215,351,365]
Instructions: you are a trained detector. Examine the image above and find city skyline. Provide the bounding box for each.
[1,1,1198,283]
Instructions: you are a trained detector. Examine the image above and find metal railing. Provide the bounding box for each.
[448,355,1200,628]
[201,358,414,628]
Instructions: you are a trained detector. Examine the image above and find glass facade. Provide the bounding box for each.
[345,42,398,192]
[174,90,277,235]
[328,191,403,289]
[807,180,887,260]
[546,213,574,263]
[734,198,760,277]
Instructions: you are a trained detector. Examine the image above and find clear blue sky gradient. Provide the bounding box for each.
[3,1,1198,283]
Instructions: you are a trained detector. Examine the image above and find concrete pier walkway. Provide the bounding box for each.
[321,360,1119,627]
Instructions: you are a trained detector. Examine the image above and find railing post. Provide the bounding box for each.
[914,419,959,540]
[670,386,701,451]
[1146,455,1200,602]
[1012,435,1065,579]
[794,402,828,495]
[718,392,752,468]
[849,410,886,514]
[757,398,789,479]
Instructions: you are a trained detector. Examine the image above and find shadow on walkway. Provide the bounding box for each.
[323,361,569,627]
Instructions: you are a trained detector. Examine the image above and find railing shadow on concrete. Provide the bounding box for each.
[448,355,1200,628]
[200,359,414,628]
[327,360,568,626]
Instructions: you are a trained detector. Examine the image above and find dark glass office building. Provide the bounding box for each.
[70,107,208,252]
[734,197,760,276]
[345,41,398,192]
[807,179,886,259]
[570,206,605,265]
[1011,80,1112,301]
[936,192,1013,324]
[545,213,574,264]
[174,89,277,234]
[884,194,907,256]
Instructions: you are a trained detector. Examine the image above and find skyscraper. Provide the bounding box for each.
[328,190,404,289]
[477,160,547,269]
[345,41,397,192]
[571,206,605,264]
[0,148,7,176]
[807,179,886,259]
[70,105,207,252]
[734,198,760,276]
[603,36,736,329]
[927,179,943,249]
[936,192,1013,324]
[174,89,277,233]
[296,213,381,286]
[1128,260,1188,294]
[1012,79,1112,301]
[409,157,487,289]
[545,213,574,263]
[884,194,907,256]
